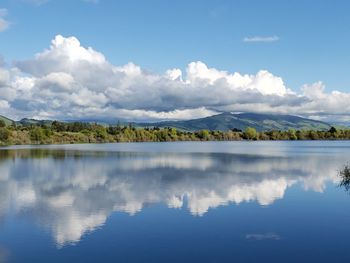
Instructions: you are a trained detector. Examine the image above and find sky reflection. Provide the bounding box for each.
[0,143,347,247]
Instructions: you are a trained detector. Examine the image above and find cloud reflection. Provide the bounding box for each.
[0,148,344,246]
[245,233,281,240]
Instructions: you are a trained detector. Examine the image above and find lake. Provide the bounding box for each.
[0,141,350,262]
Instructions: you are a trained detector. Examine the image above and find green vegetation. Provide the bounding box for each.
[0,121,350,146]
[0,115,14,127]
[244,127,257,140]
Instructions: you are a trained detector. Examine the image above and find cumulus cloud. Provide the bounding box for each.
[0,9,10,32]
[243,36,280,43]
[245,233,280,240]
[0,34,348,122]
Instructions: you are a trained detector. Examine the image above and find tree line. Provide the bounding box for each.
[0,119,350,145]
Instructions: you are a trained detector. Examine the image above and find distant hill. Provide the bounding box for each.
[0,116,53,127]
[17,118,53,126]
[0,115,14,126]
[0,112,334,131]
[138,112,332,131]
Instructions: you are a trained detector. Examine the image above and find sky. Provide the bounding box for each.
[0,0,350,122]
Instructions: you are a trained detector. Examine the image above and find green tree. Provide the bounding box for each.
[244,127,257,140]
[308,130,319,140]
[170,128,178,140]
[30,127,45,143]
[328,126,338,139]
[329,126,337,134]
[95,126,108,141]
[198,129,210,140]
[287,129,297,140]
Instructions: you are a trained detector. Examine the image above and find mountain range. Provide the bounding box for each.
[138,112,332,131]
[0,112,334,131]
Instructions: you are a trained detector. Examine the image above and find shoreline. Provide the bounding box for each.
[1,122,350,146]
[2,138,350,148]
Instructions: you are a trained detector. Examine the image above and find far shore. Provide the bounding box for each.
[1,120,350,146]
[1,133,350,147]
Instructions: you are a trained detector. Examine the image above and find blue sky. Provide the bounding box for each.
[2,0,350,91]
[0,0,350,121]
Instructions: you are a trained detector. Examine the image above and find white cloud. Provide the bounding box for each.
[243,36,279,43]
[0,100,10,109]
[21,0,99,5]
[246,233,280,240]
[82,0,99,3]
[0,34,348,122]
[25,0,94,5]
[0,8,10,32]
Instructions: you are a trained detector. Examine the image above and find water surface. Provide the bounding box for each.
[0,141,349,262]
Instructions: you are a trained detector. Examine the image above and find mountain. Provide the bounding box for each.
[0,115,15,126]
[138,112,332,131]
[17,118,53,126]
[0,112,334,131]
[0,116,53,127]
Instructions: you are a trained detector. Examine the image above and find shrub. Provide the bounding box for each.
[244,127,257,140]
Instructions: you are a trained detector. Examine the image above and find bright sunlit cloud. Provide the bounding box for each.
[243,35,280,43]
[0,35,350,122]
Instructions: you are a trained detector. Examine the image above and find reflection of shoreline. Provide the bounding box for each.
[0,149,345,246]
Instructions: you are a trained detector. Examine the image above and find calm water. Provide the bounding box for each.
[0,141,350,262]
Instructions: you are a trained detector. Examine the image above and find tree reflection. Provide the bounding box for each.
[339,164,350,191]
